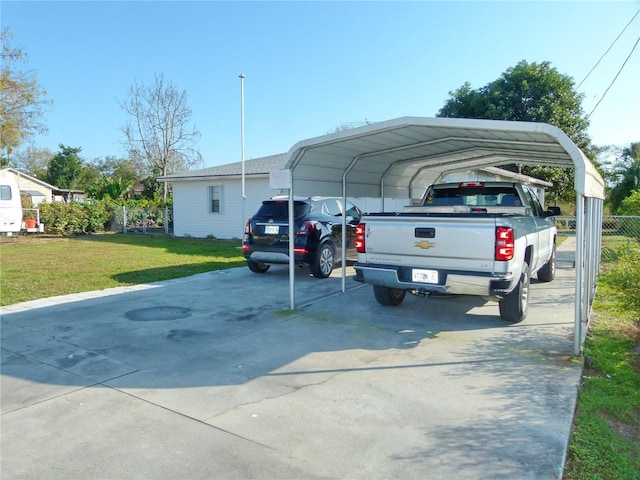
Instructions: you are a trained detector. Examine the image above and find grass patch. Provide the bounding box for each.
[563,241,640,479]
[0,233,245,305]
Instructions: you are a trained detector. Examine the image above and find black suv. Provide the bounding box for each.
[242,196,363,278]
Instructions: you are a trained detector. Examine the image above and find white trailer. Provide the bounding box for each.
[0,172,23,235]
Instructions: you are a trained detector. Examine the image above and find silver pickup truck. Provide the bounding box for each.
[353,181,560,323]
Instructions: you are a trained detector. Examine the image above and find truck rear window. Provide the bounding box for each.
[424,187,521,207]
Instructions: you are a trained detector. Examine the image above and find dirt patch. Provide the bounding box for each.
[0,234,109,246]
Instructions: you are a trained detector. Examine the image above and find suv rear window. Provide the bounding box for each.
[255,201,312,220]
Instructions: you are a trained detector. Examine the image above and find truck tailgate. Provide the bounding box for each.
[360,215,497,272]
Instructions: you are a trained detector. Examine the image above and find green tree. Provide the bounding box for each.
[607,142,640,214]
[0,29,51,162]
[81,155,146,194]
[616,190,640,216]
[141,167,165,200]
[47,145,84,189]
[437,60,594,201]
[87,175,133,200]
[90,155,147,185]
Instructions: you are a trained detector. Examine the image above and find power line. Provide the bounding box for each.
[586,35,640,120]
[577,9,640,89]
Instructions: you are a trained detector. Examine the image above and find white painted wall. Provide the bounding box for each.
[172,176,274,239]
[172,175,412,239]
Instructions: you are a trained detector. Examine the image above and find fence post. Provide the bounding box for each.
[123,206,127,234]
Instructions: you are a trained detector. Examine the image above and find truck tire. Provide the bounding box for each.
[247,261,270,273]
[373,285,407,306]
[499,262,530,323]
[537,243,556,282]
[311,242,335,278]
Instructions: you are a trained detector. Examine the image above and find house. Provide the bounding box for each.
[159,154,552,240]
[0,168,84,204]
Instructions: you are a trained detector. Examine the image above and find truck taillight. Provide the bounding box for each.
[355,223,366,253]
[495,226,514,261]
[459,182,484,188]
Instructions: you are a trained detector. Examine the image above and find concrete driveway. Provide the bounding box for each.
[1,241,582,480]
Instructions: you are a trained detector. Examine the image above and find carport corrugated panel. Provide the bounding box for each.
[283,118,597,198]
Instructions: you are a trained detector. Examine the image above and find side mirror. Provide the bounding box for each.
[545,206,561,217]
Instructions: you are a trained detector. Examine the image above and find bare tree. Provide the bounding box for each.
[120,73,201,198]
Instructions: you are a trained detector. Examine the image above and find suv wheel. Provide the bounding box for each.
[247,261,270,274]
[311,242,334,278]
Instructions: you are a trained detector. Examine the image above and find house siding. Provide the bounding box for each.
[173,176,273,239]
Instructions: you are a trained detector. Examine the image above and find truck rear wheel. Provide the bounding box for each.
[499,262,530,323]
[373,285,407,306]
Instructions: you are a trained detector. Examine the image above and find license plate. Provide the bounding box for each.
[412,268,438,284]
[264,225,279,234]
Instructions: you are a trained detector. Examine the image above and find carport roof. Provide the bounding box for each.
[281,117,605,200]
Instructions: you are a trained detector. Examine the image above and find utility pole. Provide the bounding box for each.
[239,73,246,199]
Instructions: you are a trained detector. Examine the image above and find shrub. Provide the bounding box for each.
[602,243,640,310]
[39,202,85,235]
[38,199,170,235]
[616,190,640,216]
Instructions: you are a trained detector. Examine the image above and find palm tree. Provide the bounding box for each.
[608,142,640,214]
[88,175,134,200]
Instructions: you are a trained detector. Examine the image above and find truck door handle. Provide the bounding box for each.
[415,228,435,238]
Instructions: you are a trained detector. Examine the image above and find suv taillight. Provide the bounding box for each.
[244,218,252,234]
[297,220,317,236]
[495,226,514,261]
[355,223,366,253]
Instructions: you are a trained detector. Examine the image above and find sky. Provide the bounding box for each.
[3,1,640,169]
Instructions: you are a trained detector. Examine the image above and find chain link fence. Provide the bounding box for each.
[108,206,174,235]
[556,215,640,259]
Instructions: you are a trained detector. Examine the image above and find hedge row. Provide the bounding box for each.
[38,199,171,235]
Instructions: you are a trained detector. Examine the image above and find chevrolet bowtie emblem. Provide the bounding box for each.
[414,241,436,249]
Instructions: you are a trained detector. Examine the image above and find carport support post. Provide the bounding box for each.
[288,174,296,310]
[574,194,585,356]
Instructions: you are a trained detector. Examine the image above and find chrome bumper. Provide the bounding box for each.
[354,264,515,296]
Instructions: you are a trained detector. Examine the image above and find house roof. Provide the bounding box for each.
[0,168,85,195]
[1,168,58,190]
[157,153,286,182]
[22,190,46,197]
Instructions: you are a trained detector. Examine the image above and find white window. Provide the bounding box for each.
[208,185,223,213]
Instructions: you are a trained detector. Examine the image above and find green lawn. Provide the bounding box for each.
[563,238,640,479]
[0,234,246,306]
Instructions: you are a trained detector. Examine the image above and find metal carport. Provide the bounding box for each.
[277,116,605,355]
